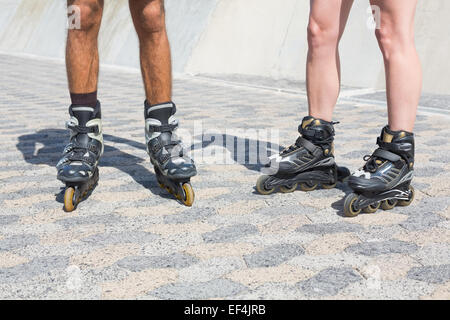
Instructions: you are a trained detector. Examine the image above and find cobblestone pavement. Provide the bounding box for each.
[0,53,449,299]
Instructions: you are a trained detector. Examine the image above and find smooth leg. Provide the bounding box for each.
[306,0,354,121]
[370,0,421,132]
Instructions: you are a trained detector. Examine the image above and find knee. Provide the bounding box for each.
[69,1,102,31]
[375,25,414,60]
[307,19,340,51]
[138,0,166,34]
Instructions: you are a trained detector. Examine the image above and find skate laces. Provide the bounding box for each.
[362,151,384,173]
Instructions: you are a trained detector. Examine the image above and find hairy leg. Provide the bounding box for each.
[129,0,172,104]
[306,0,354,121]
[66,0,104,95]
[370,0,421,132]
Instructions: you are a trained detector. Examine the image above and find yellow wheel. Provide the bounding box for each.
[181,183,195,207]
[256,175,275,195]
[300,182,318,192]
[381,198,398,210]
[64,187,76,212]
[398,185,415,207]
[344,193,361,217]
[362,202,380,213]
[280,183,298,193]
[322,182,337,190]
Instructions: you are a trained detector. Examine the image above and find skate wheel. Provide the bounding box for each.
[64,187,76,212]
[280,183,298,193]
[381,199,398,210]
[398,185,415,207]
[362,202,380,214]
[322,182,337,190]
[300,182,318,192]
[181,183,195,207]
[256,175,275,195]
[344,193,361,217]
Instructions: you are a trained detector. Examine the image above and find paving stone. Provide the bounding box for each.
[0,215,19,226]
[244,244,305,268]
[296,222,364,234]
[407,265,450,284]
[345,240,419,256]
[116,253,199,272]
[297,267,362,296]
[0,234,40,251]
[81,231,159,246]
[0,256,69,283]
[150,278,248,299]
[202,224,259,243]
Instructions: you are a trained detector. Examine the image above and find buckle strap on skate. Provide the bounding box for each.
[371,148,401,162]
[148,123,178,133]
[377,137,414,164]
[67,123,99,134]
[66,151,96,166]
[295,136,319,154]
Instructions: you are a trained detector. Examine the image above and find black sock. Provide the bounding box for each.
[70,91,98,107]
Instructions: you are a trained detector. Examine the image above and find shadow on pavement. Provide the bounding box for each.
[16,129,171,203]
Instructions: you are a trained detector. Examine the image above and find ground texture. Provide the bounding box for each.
[0,53,449,299]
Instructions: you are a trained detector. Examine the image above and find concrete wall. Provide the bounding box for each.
[0,0,449,95]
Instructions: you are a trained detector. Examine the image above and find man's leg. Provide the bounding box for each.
[66,0,103,106]
[306,0,354,121]
[129,0,196,206]
[58,0,104,212]
[129,0,171,104]
[370,0,421,132]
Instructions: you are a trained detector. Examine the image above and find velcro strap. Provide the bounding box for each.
[68,124,99,134]
[372,148,401,162]
[295,136,319,154]
[67,152,95,166]
[149,123,177,133]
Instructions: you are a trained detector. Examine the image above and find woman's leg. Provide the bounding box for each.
[370,0,422,132]
[307,0,354,121]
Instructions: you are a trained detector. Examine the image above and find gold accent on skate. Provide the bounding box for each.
[302,118,314,129]
[382,131,394,143]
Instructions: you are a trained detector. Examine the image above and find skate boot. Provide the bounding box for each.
[56,101,103,212]
[145,101,197,206]
[256,116,349,195]
[343,126,415,217]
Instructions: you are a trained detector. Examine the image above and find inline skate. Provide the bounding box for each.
[343,126,415,217]
[145,101,197,206]
[256,116,349,195]
[56,101,103,212]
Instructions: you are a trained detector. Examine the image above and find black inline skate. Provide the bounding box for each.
[343,126,415,217]
[56,101,103,212]
[256,116,349,195]
[145,101,197,206]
